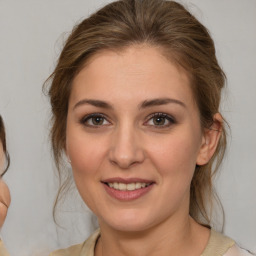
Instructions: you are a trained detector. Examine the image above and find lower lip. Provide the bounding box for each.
[103,183,154,201]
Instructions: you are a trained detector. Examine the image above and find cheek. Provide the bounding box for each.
[147,131,201,179]
[67,135,103,178]
[65,124,111,197]
[145,132,202,211]
[66,130,106,208]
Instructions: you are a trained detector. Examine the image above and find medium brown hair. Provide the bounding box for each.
[46,0,227,226]
[0,115,10,177]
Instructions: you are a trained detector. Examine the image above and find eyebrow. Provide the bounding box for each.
[73,99,113,110]
[139,98,186,109]
[73,97,186,110]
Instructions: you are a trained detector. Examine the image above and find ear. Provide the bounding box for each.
[196,113,223,166]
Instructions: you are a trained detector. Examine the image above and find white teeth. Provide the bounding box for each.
[127,183,135,191]
[119,183,126,190]
[113,182,119,189]
[107,182,150,191]
[135,183,141,189]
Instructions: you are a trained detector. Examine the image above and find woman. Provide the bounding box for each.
[0,115,11,256]
[46,0,253,255]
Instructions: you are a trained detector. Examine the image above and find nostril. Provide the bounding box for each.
[109,158,142,170]
[108,134,145,168]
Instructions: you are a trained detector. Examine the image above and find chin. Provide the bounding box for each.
[108,221,153,233]
[99,209,158,233]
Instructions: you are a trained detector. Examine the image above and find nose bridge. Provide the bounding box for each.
[109,120,144,168]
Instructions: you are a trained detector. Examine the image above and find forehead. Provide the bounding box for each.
[81,45,189,82]
[70,45,195,106]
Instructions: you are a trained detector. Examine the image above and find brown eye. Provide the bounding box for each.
[81,113,110,127]
[152,116,166,126]
[145,113,176,128]
[91,116,104,125]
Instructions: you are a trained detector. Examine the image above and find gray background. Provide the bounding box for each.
[0,0,255,255]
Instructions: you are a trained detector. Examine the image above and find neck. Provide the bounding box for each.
[95,215,210,256]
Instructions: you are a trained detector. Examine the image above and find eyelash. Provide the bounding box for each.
[144,113,176,128]
[80,112,176,128]
[80,113,111,127]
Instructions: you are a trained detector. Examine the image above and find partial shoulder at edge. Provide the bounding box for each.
[224,244,256,256]
[0,240,10,256]
[49,229,100,256]
[49,243,84,256]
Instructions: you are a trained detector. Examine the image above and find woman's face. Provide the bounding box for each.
[66,46,209,232]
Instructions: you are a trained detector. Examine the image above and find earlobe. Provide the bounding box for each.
[196,113,223,166]
[66,153,71,163]
[66,155,71,163]
[64,146,71,163]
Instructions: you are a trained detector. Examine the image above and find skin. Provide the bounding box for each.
[0,142,11,229]
[66,45,222,256]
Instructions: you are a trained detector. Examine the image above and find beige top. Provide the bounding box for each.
[0,240,10,256]
[50,229,252,256]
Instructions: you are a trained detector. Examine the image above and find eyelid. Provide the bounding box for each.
[144,112,176,127]
[80,113,111,127]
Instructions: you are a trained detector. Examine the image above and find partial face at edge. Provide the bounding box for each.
[0,142,11,228]
[65,45,219,232]
[0,142,5,174]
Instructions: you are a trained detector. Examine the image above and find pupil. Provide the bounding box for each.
[154,117,165,125]
[93,117,103,125]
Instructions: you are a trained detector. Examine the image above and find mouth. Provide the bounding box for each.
[105,182,152,191]
[101,178,155,201]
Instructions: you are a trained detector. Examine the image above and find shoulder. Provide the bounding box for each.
[49,229,100,256]
[202,229,255,256]
[201,229,235,256]
[224,244,255,256]
[49,243,83,256]
[0,240,10,256]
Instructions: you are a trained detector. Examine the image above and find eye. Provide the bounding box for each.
[145,113,175,128]
[81,113,110,127]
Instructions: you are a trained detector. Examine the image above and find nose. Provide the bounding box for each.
[108,124,145,169]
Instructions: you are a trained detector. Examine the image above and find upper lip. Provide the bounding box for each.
[101,177,155,184]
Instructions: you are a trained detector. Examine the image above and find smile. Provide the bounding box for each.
[107,182,151,191]
[102,178,155,201]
